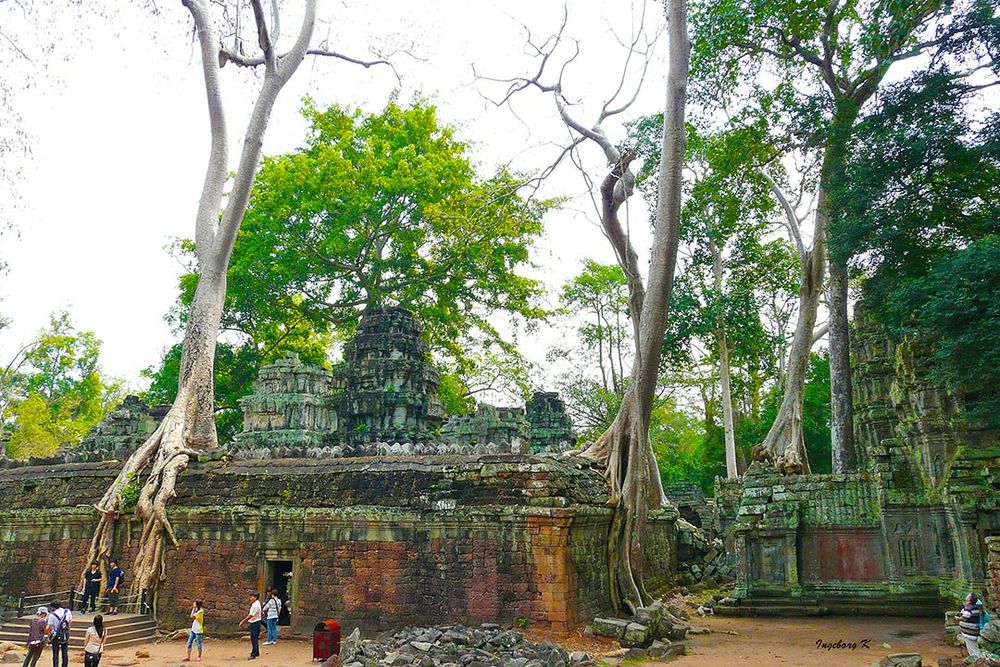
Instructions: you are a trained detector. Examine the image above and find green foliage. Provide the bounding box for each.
[651,401,721,494]
[119,471,141,513]
[153,100,550,430]
[549,261,632,434]
[832,70,1000,424]
[1,312,121,459]
[233,99,549,362]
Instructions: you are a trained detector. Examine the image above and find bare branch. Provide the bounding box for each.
[249,0,276,75]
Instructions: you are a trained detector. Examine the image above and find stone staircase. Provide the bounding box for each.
[0,612,157,650]
[714,597,829,617]
[714,591,948,617]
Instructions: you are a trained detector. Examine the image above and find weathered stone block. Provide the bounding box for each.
[589,618,629,640]
[622,622,651,648]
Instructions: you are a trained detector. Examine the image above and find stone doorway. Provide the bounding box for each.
[265,559,294,626]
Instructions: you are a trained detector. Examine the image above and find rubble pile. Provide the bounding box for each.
[334,624,591,667]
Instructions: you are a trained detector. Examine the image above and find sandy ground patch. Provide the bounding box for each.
[5,616,967,667]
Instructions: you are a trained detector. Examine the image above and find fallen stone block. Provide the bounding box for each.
[590,617,630,640]
[647,640,687,660]
[622,622,651,648]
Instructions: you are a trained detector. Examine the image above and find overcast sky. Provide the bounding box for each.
[0,0,668,392]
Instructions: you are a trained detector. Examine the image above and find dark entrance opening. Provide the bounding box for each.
[266,560,293,626]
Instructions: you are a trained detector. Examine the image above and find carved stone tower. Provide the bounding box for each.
[339,306,445,445]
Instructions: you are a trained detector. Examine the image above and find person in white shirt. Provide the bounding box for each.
[46,601,72,667]
[262,591,281,646]
[82,615,106,667]
[238,593,262,660]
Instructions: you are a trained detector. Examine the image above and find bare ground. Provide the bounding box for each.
[7,615,963,667]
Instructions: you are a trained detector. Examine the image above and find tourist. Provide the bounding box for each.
[956,592,983,657]
[238,593,262,660]
[184,600,204,662]
[106,561,123,615]
[81,562,102,613]
[21,607,49,667]
[263,590,281,645]
[82,615,106,667]
[45,601,71,667]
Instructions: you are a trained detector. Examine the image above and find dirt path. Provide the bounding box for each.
[45,615,964,667]
[662,615,962,667]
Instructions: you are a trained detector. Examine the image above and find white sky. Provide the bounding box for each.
[0,1,667,391]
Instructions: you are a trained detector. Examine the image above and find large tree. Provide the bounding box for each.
[482,0,689,612]
[144,100,548,430]
[690,0,999,472]
[202,100,545,395]
[82,0,388,602]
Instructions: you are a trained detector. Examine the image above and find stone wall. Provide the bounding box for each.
[987,536,1000,606]
[0,456,677,633]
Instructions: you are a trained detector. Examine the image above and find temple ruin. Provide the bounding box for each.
[0,307,654,633]
[0,304,995,634]
[713,308,1000,615]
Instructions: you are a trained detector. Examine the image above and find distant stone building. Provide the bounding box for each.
[338,306,446,445]
[230,307,578,460]
[63,396,166,464]
[526,392,577,453]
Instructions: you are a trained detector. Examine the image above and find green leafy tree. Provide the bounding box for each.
[832,69,1000,424]
[549,261,632,433]
[1,312,122,459]
[154,100,549,430]
[690,0,999,471]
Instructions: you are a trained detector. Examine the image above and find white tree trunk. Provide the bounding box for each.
[710,238,738,479]
[85,0,317,602]
[578,0,688,613]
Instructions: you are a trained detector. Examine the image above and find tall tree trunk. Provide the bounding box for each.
[83,0,317,606]
[756,172,830,474]
[825,101,860,473]
[709,237,738,479]
[578,0,688,613]
[828,259,856,472]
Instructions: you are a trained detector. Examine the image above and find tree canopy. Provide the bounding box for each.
[146,100,550,436]
[1,312,121,459]
[832,69,1000,424]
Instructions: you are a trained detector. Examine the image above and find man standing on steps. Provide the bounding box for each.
[238,593,262,660]
[81,562,102,613]
[45,601,71,667]
[106,561,123,616]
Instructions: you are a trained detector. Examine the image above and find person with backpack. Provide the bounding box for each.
[262,590,281,646]
[955,592,983,657]
[106,561,124,615]
[82,615,106,667]
[45,601,72,667]
[21,607,49,667]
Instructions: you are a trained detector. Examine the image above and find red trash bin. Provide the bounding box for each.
[312,620,341,661]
